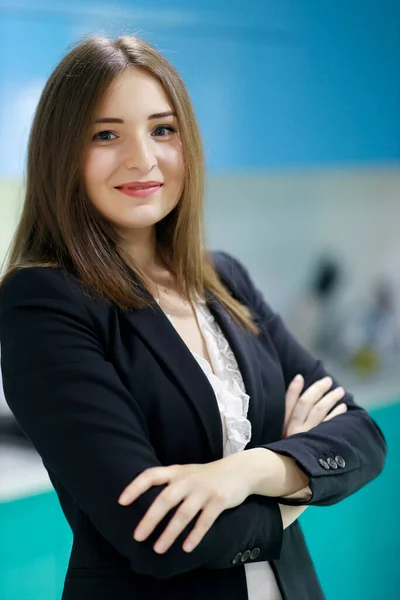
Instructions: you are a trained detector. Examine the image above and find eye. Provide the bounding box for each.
[93,130,117,141]
[152,125,176,137]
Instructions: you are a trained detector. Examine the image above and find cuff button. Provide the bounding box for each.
[335,455,346,468]
[250,548,260,560]
[241,550,251,562]
[232,552,242,565]
[327,457,338,469]
[318,458,330,470]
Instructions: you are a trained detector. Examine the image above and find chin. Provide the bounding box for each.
[131,204,176,225]
[115,213,164,231]
[108,200,177,231]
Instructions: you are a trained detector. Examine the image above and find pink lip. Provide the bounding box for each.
[115,183,162,198]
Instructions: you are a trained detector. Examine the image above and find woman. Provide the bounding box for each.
[0,35,386,600]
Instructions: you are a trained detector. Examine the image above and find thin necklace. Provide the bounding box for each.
[155,284,195,313]
[154,284,172,302]
[148,276,172,301]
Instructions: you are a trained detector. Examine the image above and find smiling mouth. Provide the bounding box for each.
[114,184,163,198]
[116,185,162,190]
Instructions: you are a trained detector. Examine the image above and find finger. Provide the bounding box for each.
[305,387,346,428]
[290,376,333,425]
[153,494,207,554]
[284,374,304,434]
[134,482,188,542]
[118,466,178,506]
[182,497,225,553]
[323,402,348,421]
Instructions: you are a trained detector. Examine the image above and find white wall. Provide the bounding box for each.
[205,166,400,317]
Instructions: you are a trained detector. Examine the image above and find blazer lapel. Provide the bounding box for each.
[121,299,224,461]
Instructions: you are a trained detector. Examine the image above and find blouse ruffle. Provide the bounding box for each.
[158,296,252,456]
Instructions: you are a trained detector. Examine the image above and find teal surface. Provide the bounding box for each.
[300,403,399,600]
[0,493,72,600]
[0,402,398,600]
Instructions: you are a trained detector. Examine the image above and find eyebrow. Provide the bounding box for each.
[92,111,177,124]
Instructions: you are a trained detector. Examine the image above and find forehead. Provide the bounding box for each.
[97,68,172,117]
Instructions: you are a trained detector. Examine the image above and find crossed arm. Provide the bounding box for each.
[118,373,349,554]
[0,266,386,580]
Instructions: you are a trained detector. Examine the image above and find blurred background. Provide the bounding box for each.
[0,0,399,598]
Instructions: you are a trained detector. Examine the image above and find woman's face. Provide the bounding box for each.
[83,68,184,236]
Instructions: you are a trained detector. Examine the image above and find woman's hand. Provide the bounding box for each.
[118,452,255,555]
[283,374,347,437]
[118,375,348,555]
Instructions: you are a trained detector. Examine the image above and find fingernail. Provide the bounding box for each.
[134,527,146,541]
[154,541,167,554]
[294,374,302,382]
[183,541,194,552]
[118,493,129,505]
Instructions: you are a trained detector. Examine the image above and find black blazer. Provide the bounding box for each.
[0,252,386,600]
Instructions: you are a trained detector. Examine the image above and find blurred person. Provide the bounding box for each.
[0,36,386,600]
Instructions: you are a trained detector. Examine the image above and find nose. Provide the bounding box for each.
[124,135,157,174]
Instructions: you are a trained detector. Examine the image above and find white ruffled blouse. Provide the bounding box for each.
[160,297,283,600]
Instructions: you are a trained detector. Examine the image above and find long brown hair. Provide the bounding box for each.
[0,35,259,335]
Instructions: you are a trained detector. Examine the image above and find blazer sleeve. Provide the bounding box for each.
[0,267,283,580]
[215,252,387,507]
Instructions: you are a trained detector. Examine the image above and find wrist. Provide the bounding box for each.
[244,448,310,497]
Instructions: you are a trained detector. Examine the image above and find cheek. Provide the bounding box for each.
[84,149,117,188]
[159,142,184,183]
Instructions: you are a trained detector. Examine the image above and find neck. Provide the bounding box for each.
[117,226,174,297]
[118,226,160,272]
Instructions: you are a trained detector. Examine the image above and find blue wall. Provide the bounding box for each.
[0,0,398,174]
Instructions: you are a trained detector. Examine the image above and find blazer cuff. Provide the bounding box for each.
[259,436,359,506]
